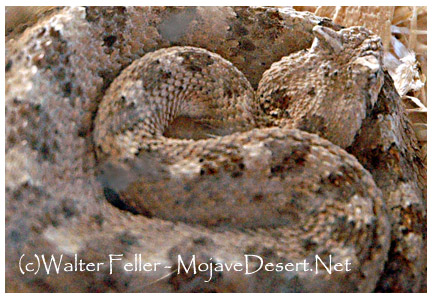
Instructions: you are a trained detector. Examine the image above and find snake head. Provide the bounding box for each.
[258,25,385,149]
[311,25,383,62]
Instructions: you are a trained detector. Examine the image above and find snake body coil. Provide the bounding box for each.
[6,7,425,292]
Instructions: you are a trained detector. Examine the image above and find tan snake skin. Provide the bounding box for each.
[6,7,426,292]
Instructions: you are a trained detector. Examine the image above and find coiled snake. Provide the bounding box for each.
[5,7,426,292]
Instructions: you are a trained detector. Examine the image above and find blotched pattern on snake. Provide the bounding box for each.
[5,7,426,292]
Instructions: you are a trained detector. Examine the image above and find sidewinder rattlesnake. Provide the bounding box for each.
[5,7,426,292]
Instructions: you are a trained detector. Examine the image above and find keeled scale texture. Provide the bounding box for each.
[5,6,425,292]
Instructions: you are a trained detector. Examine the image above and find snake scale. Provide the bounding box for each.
[5,7,426,292]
